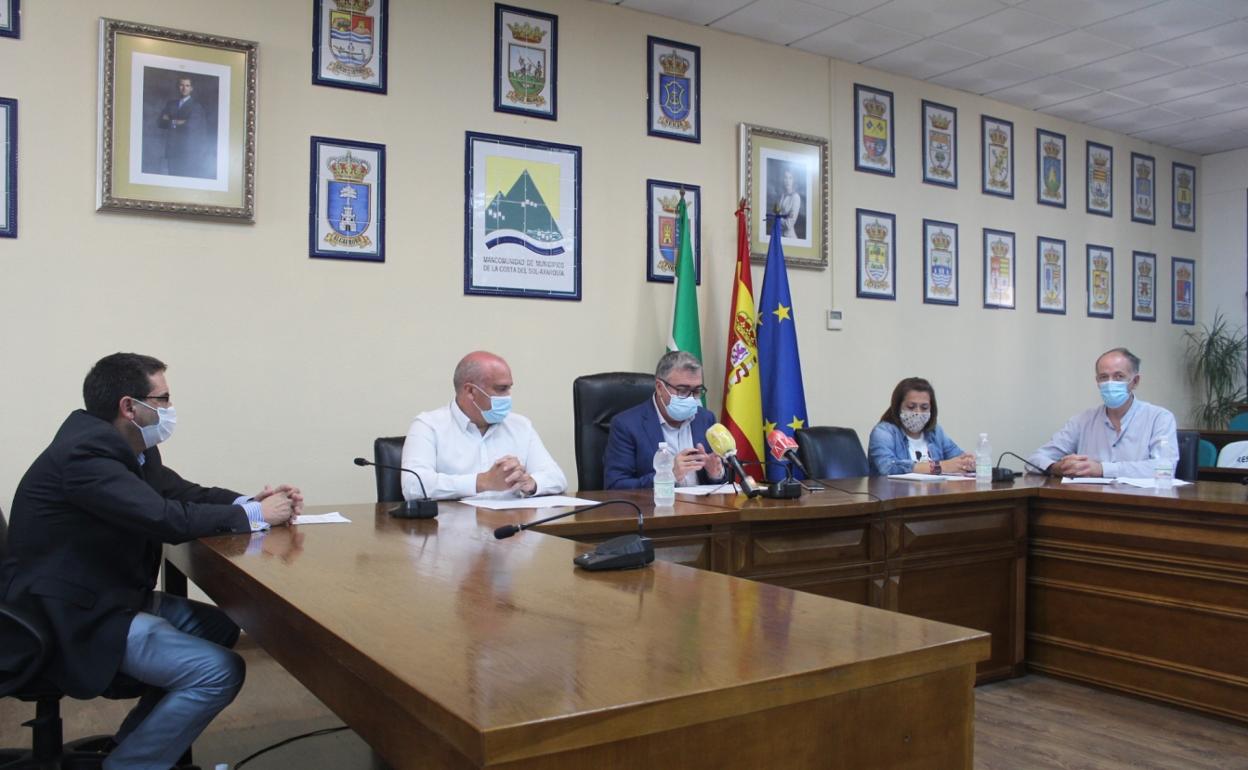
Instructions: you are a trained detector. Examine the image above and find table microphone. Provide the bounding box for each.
[996,451,1051,480]
[764,430,806,498]
[352,457,438,519]
[493,499,654,571]
[706,423,763,497]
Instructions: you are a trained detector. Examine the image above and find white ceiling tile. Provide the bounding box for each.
[1112,67,1232,101]
[1059,51,1182,90]
[1015,0,1167,26]
[999,30,1132,74]
[791,17,921,61]
[803,0,892,12]
[1085,0,1232,48]
[860,0,1008,37]
[1193,105,1248,130]
[1090,105,1188,132]
[1132,119,1208,144]
[1189,0,1248,19]
[1144,22,1248,65]
[987,75,1097,109]
[619,0,754,25]
[1172,128,1248,153]
[863,40,987,79]
[1193,51,1248,83]
[1039,91,1147,121]
[711,0,849,44]
[929,58,1038,92]
[932,8,1072,57]
[1161,83,1248,116]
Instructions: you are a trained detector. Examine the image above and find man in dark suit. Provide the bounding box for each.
[0,353,300,769]
[603,350,726,489]
[159,75,208,178]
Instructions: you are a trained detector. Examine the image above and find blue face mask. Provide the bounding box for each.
[471,385,512,424]
[661,381,700,422]
[1099,380,1131,409]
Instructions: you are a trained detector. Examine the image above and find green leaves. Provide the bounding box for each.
[1184,311,1248,430]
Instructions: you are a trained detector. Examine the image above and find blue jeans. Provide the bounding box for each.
[103,592,244,770]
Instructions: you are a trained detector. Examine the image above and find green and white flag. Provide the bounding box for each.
[667,196,702,364]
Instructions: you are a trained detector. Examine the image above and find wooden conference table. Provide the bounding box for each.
[164,475,1248,768]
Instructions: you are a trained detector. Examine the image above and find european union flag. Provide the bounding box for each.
[757,213,809,482]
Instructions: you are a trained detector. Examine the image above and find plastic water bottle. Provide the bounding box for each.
[653,442,676,506]
[975,433,993,483]
[1154,439,1174,490]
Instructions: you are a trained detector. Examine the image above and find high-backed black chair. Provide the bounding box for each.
[1175,429,1199,483]
[572,372,654,491]
[373,436,407,502]
[0,506,149,769]
[794,427,870,479]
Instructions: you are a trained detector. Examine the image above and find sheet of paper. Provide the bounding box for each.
[674,484,740,496]
[1060,477,1115,485]
[459,495,599,510]
[295,512,352,525]
[1113,478,1193,489]
[887,473,977,482]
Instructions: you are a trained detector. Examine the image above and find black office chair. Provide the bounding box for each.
[794,427,870,479]
[0,506,150,769]
[571,372,654,491]
[1175,429,1200,483]
[372,436,407,502]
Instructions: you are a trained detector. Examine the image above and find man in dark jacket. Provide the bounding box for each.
[0,353,300,769]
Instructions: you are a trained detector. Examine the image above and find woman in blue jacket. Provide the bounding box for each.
[868,377,975,476]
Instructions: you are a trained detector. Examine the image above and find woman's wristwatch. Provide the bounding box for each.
[931,460,942,475]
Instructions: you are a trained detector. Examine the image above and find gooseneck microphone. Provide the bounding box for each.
[706,423,763,497]
[766,429,818,494]
[996,451,1052,479]
[353,457,438,519]
[493,499,655,571]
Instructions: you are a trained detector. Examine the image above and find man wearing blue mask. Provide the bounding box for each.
[1028,347,1178,478]
[603,350,726,489]
[1,352,300,770]
[401,351,567,500]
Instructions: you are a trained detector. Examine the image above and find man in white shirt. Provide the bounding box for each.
[400,351,567,500]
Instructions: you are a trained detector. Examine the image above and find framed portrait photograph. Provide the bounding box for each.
[1087,244,1114,318]
[464,131,580,301]
[856,209,896,300]
[1172,162,1196,231]
[646,180,700,284]
[1036,237,1066,315]
[647,37,699,143]
[1036,128,1065,208]
[921,100,956,188]
[983,229,1015,309]
[981,115,1013,198]
[1172,257,1195,325]
[494,4,557,121]
[922,219,958,306]
[1130,152,1155,225]
[1132,251,1156,322]
[0,97,15,238]
[739,123,828,269]
[1086,141,1113,217]
[0,0,19,39]
[309,136,385,262]
[854,84,894,176]
[96,18,257,220]
[312,0,388,94]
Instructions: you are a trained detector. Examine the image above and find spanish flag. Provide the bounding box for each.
[718,201,764,478]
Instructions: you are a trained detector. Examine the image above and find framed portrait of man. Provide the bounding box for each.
[739,123,828,269]
[97,18,257,220]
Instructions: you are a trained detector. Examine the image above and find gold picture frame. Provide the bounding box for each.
[739,123,828,270]
[97,18,257,221]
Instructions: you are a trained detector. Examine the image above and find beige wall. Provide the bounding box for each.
[1201,148,1247,332]
[0,0,1206,512]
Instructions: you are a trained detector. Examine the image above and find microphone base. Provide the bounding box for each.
[991,468,1017,484]
[573,535,655,571]
[760,479,803,499]
[389,499,439,519]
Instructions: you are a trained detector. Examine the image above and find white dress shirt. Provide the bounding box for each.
[1027,397,1178,478]
[652,397,698,486]
[400,400,568,500]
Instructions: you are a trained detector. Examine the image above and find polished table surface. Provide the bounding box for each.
[166,498,990,769]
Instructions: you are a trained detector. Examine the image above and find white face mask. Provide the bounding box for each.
[899,409,930,434]
[131,399,177,449]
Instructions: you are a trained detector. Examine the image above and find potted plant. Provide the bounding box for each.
[1184,311,1247,429]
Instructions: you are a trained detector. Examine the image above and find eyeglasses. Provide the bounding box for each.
[135,394,171,405]
[660,379,707,399]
